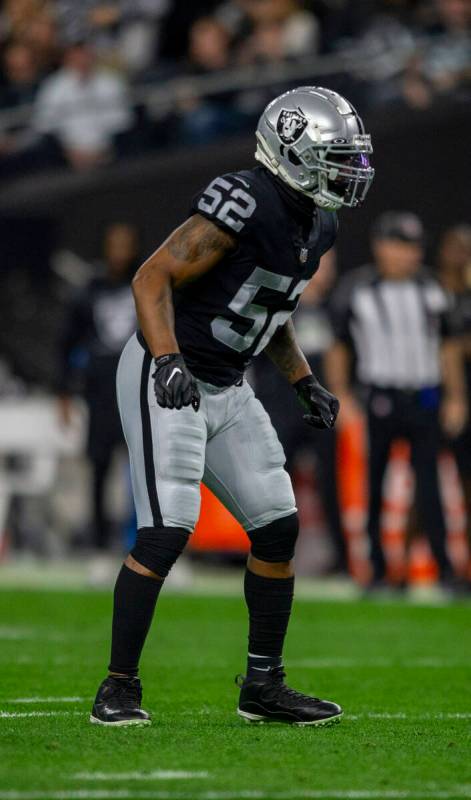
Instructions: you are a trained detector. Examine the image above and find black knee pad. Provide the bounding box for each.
[246,513,299,563]
[131,526,190,577]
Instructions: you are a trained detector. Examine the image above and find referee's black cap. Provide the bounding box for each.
[371,212,424,244]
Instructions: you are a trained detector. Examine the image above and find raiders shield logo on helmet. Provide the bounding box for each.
[276,109,307,145]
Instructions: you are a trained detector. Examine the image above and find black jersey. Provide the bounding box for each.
[173,166,338,386]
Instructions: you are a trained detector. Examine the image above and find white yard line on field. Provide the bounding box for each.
[74,772,210,781]
[1,709,471,722]
[348,712,471,720]
[0,628,37,640]
[289,658,470,668]
[0,627,67,642]
[7,697,86,704]
[0,711,83,719]
[1,788,471,800]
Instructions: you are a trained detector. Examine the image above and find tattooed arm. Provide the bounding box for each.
[132,214,236,357]
[264,319,312,384]
[266,320,340,429]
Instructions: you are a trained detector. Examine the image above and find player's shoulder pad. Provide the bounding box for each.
[191,170,259,237]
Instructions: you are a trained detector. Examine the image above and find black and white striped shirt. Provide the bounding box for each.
[331,266,451,390]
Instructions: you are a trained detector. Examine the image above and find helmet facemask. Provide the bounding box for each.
[256,131,374,212]
[301,137,374,211]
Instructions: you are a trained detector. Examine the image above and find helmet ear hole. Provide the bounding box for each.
[287,150,301,166]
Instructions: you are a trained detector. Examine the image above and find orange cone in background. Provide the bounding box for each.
[337,412,468,584]
[336,414,369,582]
[381,441,413,583]
[191,484,249,553]
[438,451,468,575]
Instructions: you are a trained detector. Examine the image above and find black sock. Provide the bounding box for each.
[108,564,163,677]
[244,568,294,681]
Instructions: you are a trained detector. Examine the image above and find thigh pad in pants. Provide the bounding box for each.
[203,382,296,530]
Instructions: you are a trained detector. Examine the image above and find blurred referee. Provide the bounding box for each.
[326,212,468,590]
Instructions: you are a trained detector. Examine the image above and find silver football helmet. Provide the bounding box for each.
[255,86,374,211]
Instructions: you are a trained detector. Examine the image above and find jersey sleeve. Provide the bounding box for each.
[190,172,259,238]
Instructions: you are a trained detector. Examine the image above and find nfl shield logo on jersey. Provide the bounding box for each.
[299,248,308,264]
[276,109,307,145]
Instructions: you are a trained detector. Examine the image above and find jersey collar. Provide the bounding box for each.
[264,169,317,224]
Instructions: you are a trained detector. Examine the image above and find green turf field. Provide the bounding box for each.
[1,588,470,800]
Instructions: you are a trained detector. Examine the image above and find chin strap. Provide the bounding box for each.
[313,191,343,212]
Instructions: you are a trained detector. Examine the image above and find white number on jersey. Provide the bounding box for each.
[211,267,309,354]
[198,177,257,233]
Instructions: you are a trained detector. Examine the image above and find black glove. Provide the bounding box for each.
[152,353,200,412]
[294,375,339,429]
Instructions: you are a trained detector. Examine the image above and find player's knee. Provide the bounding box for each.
[246,513,299,563]
[130,526,190,578]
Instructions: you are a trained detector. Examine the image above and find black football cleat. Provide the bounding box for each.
[90,676,151,726]
[236,666,343,727]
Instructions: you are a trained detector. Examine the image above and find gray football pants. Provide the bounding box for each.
[116,334,296,533]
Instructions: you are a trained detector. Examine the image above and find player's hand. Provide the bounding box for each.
[294,375,339,429]
[152,353,200,412]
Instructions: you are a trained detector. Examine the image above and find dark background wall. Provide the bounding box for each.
[0,103,469,385]
[0,103,469,275]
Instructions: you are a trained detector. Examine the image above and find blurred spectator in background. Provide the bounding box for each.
[331,0,416,57]
[186,16,232,74]
[326,212,468,592]
[58,223,139,568]
[331,0,417,107]
[54,0,170,76]
[177,0,322,143]
[32,41,133,170]
[0,1,61,74]
[158,0,223,61]
[437,224,471,550]
[176,16,243,143]
[255,250,348,575]
[0,0,468,180]
[0,0,45,41]
[23,8,61,76]
[402,0,471,109]
[234,0,321,63]
[0,40,41,108]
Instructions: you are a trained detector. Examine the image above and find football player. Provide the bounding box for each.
[90,86,374,727]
